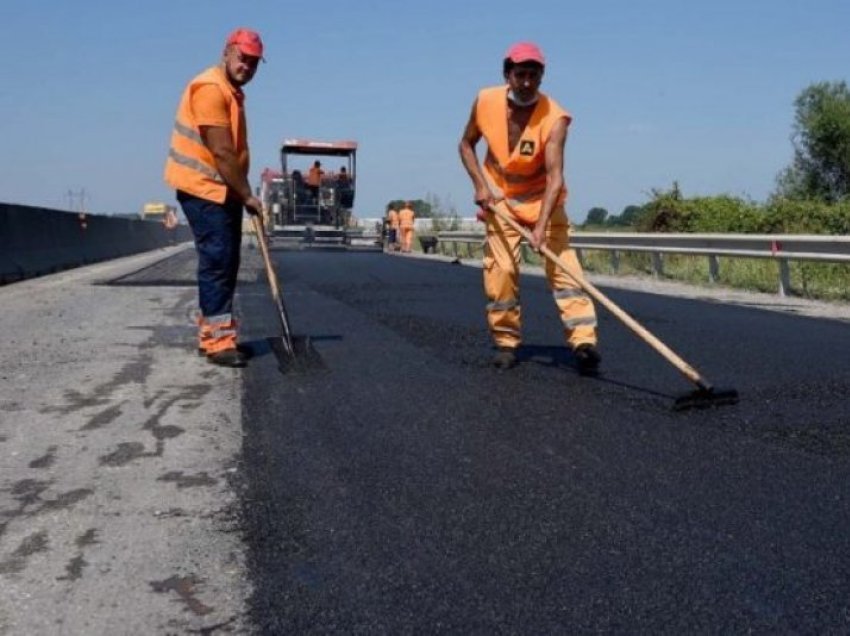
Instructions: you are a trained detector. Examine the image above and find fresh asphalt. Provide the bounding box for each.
[237,247,850,633]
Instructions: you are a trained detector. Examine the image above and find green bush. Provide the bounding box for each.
[763,198,850,234]
[638,185,764,233]
[637,186,850,235]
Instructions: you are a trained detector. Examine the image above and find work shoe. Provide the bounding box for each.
[492,347,518,370]
[207,348,248,368]
[574,344,601,376]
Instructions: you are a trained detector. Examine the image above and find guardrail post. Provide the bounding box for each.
[610,250,620,273]
[652,252,664,278]
[708,254,719,283]
[778,258,791,297]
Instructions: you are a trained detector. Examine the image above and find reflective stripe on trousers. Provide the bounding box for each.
[198,314,239,354]
[483,206,598,349]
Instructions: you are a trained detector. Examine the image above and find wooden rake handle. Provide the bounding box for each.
[250,213,295,354]
[487,202,711,391]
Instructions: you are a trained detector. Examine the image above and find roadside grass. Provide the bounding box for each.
[578,250,850,301]
[434,240,850,302]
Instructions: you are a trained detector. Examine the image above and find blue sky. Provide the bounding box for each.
[1,0,848,222]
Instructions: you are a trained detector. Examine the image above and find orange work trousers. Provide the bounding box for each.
[483,206,597,350]
[400,227,414,252]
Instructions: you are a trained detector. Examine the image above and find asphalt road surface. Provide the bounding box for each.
[236,247,850,633]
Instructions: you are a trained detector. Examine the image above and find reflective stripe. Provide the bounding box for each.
[553,288,589,300]
[492,326,521,336]
[168,149,223,182]
[487,298,519,311]
[174,120,204,145]
[506,187,546,205]
[210,328,237,339]
[562,316,598,329]
[205,313,233,325]
[485,151,547,184]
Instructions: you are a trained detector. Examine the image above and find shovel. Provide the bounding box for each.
[487,202,738,411]
[250,213,322,373]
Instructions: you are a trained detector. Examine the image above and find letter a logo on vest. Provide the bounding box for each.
[519,140,535,156]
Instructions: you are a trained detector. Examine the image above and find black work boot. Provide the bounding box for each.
[574,343,601,376]
[492,347,518,370]
[198,344,253,359]
[207,348,248,368]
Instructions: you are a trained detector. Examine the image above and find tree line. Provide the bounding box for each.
[582,81,850,232]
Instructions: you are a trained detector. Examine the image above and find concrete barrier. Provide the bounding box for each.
[0,203,193,284]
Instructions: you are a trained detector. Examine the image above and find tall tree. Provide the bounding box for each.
[776,81,850,202]
[607,205,644,227]
[585,207,608,225]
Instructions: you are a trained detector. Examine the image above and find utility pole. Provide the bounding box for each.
[65,188,88,213]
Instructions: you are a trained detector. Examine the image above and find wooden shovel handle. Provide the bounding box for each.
[250,213,295,353]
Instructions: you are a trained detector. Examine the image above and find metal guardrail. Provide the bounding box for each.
[435,230,850,297]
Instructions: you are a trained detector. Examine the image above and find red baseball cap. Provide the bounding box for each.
[504,42,545,66]
[226,28,265,60]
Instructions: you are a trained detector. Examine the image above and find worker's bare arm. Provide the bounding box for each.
[200,125,262,214]
[459,100,496,209]
[529,116,568,248]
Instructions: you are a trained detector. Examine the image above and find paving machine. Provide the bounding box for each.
[260,139,362,248]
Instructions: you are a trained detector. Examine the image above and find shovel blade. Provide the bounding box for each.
[672,387,739,412]
[268,335,325,374]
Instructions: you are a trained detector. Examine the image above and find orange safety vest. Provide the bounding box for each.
[307,167,323,187]
[387,209,399,228]
[164,66,249,203]
[475,86,570,225]
[398,208,415,229]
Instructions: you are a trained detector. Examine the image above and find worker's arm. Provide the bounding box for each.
[200,126,262,215]
[458,99,496,211]
[528,117,568,250]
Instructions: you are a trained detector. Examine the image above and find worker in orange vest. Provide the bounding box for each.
[398,202,416,253]
[163,28,265,368]
[306,160,324,202]
[459,41,600,373]
[386,205,400,251]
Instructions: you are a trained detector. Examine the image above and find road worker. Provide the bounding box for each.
[307,160,324,201]
[386,205,400,251]
[164,28,265,368]
[398,202,416,253]
[458,42,600,373]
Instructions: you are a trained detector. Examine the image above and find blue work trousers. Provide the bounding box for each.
[177,190,243,319]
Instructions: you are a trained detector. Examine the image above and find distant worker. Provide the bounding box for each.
[163,28,265,368]
[337,166,350,184]
[458,41,600,373]
[307,160,324,201]
[386,205,399,251]
[398,201,416,253]
[163,206,179,229]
